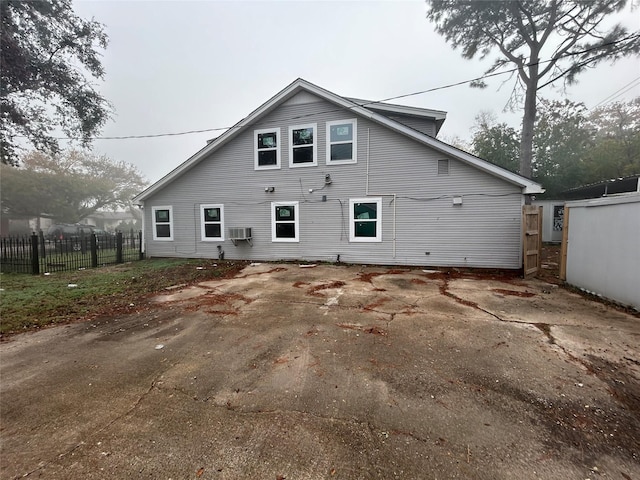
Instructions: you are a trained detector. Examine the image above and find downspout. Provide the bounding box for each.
[366,127,397,258]
[139,201,146,254]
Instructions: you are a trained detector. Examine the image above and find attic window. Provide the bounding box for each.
[255,128,281,170]
[289,123,317,167]
[438,159,449,175]
[326,119,357,164]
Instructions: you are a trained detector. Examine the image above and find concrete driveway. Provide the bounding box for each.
[1,263,639,479]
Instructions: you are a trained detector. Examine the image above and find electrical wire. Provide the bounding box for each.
[589,76,640,110]
[14,33,639,142]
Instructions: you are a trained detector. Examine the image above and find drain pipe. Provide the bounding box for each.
[365,127,397,258]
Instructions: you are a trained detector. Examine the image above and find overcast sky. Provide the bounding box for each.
[72,0,640,184]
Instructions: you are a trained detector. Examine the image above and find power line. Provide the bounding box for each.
[17,32,640,142]
[590,76,640,110]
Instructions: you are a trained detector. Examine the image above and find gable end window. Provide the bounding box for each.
[255,128,281,170]
[438,159,449,175]
[152,206,173,241]
[271,201,299,242]
[349,198,382,242]
[326,119,357,164]
[289,124,317,167]
[200,204,225,241]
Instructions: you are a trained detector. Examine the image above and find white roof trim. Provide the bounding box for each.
[134,78,542,202]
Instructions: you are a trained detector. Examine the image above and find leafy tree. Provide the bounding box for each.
[0,151,147,223]
[426,0,640,178]
[584,98,640,179]
[1,0,111,165]
[471,112,520,172]
[532,99,593,195]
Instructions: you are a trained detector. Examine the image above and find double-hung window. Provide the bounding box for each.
[255,128,281,170]
[200,204,224,241]
[289,123,317,167]
[326,119,357,164]
[349,198,382,242]
[152,206,173,241]
[271,202,299,242]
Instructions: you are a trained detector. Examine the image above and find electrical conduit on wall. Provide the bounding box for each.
[365,127,397,258]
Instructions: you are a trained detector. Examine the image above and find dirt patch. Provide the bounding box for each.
[586,356,640,414]
[356,269,410,283]
[183,292,253,316]
[336,323,388,336]
[363,297,390,311]
[437,276,480,309]
[492,288,535,298]
[307,281,346,296]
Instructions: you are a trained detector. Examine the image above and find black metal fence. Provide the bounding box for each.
[1,231,144,274]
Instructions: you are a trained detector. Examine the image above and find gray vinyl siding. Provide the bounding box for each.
[381,114,436,137]
[142,96,523,269]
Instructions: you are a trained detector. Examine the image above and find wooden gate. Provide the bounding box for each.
[522,205,542,277]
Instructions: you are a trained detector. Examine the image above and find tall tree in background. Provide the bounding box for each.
[533,99,593,194]
[0,151,147,223]
[470,97,640,195]
[584,98,640,179]
[426,0,640,178]
[0,0,111,165]
[471,112,520,172]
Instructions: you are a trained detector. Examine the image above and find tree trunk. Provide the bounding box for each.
[520,78,538,179]
[519,47,541,179]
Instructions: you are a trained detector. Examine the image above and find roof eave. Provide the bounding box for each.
[133,78,543,201]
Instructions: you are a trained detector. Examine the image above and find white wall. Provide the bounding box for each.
[565,193,640,310]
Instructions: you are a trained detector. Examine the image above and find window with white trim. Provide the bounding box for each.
[289,123,317,167]
[152,206,173,241]
[326,119,357,164]
[349,198,382,242]
[255,128,281,169]
[271,202,299,242]
[200,204,224,241]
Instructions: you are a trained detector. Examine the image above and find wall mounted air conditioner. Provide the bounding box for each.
[228,227,252,246]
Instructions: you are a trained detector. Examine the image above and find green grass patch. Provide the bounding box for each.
[0,258,248,336]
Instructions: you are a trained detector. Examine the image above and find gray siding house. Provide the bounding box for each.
[133,79,543,269]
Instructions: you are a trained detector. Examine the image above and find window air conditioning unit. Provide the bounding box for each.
[228,227,252,246]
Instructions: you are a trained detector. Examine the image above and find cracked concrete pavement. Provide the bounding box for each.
[1,263,639,479]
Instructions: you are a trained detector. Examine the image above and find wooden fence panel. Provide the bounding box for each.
[523,205,542,277]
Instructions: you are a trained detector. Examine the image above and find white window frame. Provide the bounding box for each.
[326,118,357,165]
[254,128,281,170]
[349,198,382,243]
[152,206,173,241]
[289,123,318,168]
[200,204,225,242]
[271,201,299,243]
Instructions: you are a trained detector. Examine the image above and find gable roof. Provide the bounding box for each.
[134,78,543,202]
[346,97,447,135]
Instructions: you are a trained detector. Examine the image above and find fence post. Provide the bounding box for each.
[31,233,40,275]
[116,231,123,263]
[138,231,144,260]
[91,234,98,267]
[39,230,46,260]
